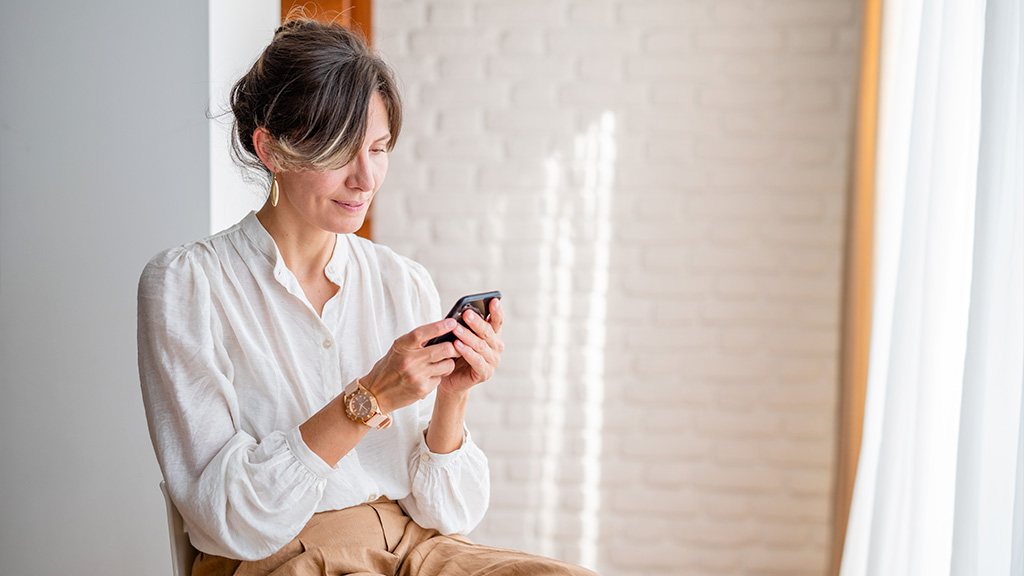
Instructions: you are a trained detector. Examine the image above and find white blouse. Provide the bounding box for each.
[136,210,490,561]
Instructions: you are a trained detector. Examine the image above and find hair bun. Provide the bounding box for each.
[274,17,314,38]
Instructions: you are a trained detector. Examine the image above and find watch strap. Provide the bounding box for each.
[365,412,392,429]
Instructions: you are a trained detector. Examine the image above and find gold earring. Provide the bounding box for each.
[270,175,280,207]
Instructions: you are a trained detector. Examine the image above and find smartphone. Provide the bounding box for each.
[424,290,502,347]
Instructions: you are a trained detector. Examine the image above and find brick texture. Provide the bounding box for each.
[374,1,858,574]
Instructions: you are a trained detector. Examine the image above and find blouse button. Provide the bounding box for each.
[322,338,333,349]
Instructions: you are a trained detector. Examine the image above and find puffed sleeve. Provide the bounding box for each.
[395,259,491,534]
[137,246,332,561]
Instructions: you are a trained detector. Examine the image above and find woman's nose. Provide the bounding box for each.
[345,152,374,192]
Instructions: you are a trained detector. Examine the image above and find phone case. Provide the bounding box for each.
[425,290,503,347]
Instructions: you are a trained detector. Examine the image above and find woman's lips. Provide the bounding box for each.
[332,199,366,213]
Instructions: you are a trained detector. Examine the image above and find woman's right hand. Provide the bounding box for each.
[361,318,463,414]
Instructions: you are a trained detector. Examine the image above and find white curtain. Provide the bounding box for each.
[840,0,1024,574]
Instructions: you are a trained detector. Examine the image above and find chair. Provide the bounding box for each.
[160,481,199,576]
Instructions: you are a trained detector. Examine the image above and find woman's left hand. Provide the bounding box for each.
[438,298,504,396]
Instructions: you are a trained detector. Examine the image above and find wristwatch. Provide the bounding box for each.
[343,378,392,430]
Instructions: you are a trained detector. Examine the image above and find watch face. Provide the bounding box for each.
[349,390,373,419]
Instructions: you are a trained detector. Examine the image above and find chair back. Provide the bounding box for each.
[160,481,198,576]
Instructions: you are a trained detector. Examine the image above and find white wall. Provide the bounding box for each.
[373,1,859,574]
[210,0,280,233]
[0,2,208,574]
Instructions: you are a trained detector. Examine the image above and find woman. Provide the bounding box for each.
[137,17,594,576]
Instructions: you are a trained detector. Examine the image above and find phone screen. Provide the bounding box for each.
[424,290,502,347]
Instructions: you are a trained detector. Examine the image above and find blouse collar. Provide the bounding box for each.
[239,210,348,284]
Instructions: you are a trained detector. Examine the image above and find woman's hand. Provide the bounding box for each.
[439,298,505,396]
[362,318,462,414]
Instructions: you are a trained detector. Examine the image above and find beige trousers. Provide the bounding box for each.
[192,498,597,576]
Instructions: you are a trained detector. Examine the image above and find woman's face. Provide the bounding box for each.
[276,91,391,235]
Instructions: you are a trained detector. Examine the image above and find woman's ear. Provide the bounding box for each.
[252,127,279,173]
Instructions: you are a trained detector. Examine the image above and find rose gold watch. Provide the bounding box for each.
[343,379,392,430]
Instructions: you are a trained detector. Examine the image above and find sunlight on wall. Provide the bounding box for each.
[533,112,617,568]
[577,112,616,568]
[534,149,570,559]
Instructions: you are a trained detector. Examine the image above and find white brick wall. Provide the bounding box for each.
[373,1,858,574]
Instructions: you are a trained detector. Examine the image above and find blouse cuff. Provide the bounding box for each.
[417,424,473,468]
[285,425,335,479]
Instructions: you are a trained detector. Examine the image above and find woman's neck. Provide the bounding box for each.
[255,203,336,280]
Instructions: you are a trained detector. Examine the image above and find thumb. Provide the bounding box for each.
[403,317,457,348]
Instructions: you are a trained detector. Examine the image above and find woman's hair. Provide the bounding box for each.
[229,16,402,182]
